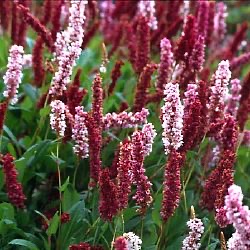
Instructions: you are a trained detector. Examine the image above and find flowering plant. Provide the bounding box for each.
[0,1,249,249]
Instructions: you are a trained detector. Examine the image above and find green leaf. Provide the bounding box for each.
[62,184,80,212]
[0,203,15,220]
[39,106,50,118]
[60,176,70,192]
[46,211,60,236]
[9,239,39,250]
[34,210,49,225]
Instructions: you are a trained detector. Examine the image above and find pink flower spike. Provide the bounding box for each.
[224,184,250,250]
[138,0,157,30]
[182,217,204,250]
[161,82,184,154]
[72,106,89,159]
[131,127,153,214]
[208,60,231,122]
[213,2,228,45]
[157,38,174,92]
[189,35,205,72]
[3,45,24,105]
[225,78,241,118]
[103,108,149,131]
[50,100,70,137]
[49,0,88,97]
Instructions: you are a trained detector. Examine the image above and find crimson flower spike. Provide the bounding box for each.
[237,71,250,131]
[181,84,202,152]
[108,60,124,96]
[66,69,87,116]
[125,23,137,70]
[230,52,250,72]
[41,0,52,26]
[174,14,197,64]
[197,1,209,42]
[226,22,248,59]
[116,140,133,211]
[11,1,18,44]
[135,16,151,74]
[0,101,8,133]
[86,115,102,183]
[51,0,64,41]
[84,74,104,183]
[99,168,119,221]
[206,1,215,45]
[133,63,158,112]
[131,123,156,214]
[17,0,29,47]
[1,153,26,209]
[0,0,11,32]
[201,115,238,228]
[16,3,54,51]
[161,150,186,221]
[32,36,45,87]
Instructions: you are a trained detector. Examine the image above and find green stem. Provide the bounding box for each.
[84,217,101,238]
[156,222,166,249]
[29,93,50,146]
[140,216,144,240]
[73,157,80,187]
[182,180,188,215]
[121,212,125,234]
[111,221,118,250]
[56,141,62,250]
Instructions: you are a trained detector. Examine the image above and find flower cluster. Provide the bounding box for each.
[157,38,173,92]
[189,35,205,72]
[1,153,26,208]
[103,108,149,131]
[182,217,204,250]
[98,168,119,221]
[140,123,157,156]
[161,82,184,154]
[224,185,250,250]
[50,100,70,137]
[131,128,153,214]
[208,60,231,122]
[181,83,202,151]
[49,0,88,96]
[123,232,142,250]
[3,45,24,105]
[137,0,157,30]
[225,78,241,118]
[117,140,133,210]
[113,236,128,250]
[0,101,7,132]
[161,150,186,221]
[242,130,250,147]
[72,106,89,158]
[213,2,228,44]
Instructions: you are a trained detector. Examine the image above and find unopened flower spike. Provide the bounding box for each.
[220,232,227,250]
[100,42,109,73]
